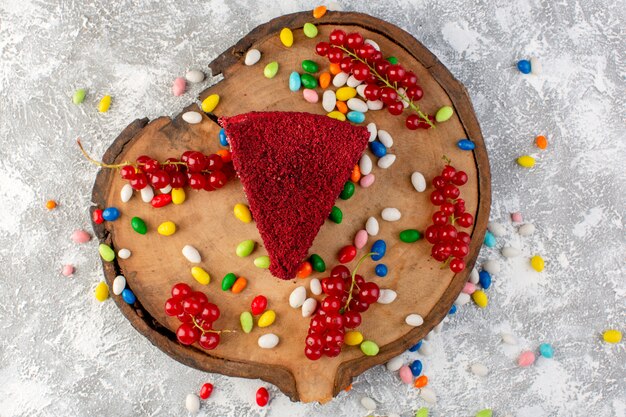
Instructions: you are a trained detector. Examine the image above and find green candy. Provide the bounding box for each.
[131,217,147,234]
[387,56,398,64]
[264,61,279,79]
[435,105,454,123]
[415,408,429,417]
[309,254,325,272]
[98,243,115,262]
[254,256,270,269]
[360,340,379,356]
[303,22,318,38]
[236,239,255,257]
[301,59,319,73]
[328,206,342,224]
[475,410,493,417]
[72,88,86,104]
[399,229,421,243]
[339,181,355,200]
[240,312,253,333]
[221,273,237,291]
[300,73,318,89]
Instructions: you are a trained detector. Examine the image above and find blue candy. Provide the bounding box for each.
[288,71,301,91]
[449,304,457,315]
[539,343,554,359]
[102,207,120,221]
[484,231,496,247]
[410,359,423,376]
[479,270,492,289]
[219,128,229,146]
[457,139,475,151]
[408,340,423,352]
[370,140,387,158]
[121,288,136,304]
[370,240,387,261]
[517,59,532,74]
[346,111,365,124]
[375,263,388,277]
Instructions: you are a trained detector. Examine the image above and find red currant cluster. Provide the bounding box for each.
[164,283,224,350]
[304,258,380,360]
[424,162,474,273]
[315,29,434,130]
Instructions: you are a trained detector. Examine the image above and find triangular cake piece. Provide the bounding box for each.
[220,111,369,279]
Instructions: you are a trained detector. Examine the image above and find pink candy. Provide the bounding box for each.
[517,350,536,367]
[354,229,368,249]
[61,264,74,277]
[399,365,413,384]
[511,212,523,223]
[302,89,319,103]
[359,173,375,188]
[172,77,186,96]
[71,229,91,244]
[462,282,476,294]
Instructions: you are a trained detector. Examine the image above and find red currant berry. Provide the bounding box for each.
[441,165,456,180]
[452,240,469,258]
[346,32,364,48]
[405,85,424,101]
[176,323,200,345]
[432,211,449,226]
[405,114,422,130]
[324,327,345,344]
[315,41,330,56]
[431,242,452,262]
[129,174,148,190]
[440,202,455,215]
[209,170,227,189]
[425,225,441,244]
[321,295,342,313]
[164,298,183,316]
[352,63,370,81]
[162,157,180,173]
[330,265,351,281]
[370,50,383,61]
[120,165,136,180]
[432,175,448,190]
[188,173,206,190]
[386,64,406,82]
[443,184,460,199]
[305,333,323,350]
[324,344,342,357]
[150,170,170,189]
[199,303,220,322]
[329,29,347,46]
[177,312,193,323]
[343,311,362,329]
[327,47,344,63]
[169,171,186,188]
[305,346,323,360]
[199,332,220,350]
[180,151,194,163]
[205,154,223,171]
[457,212,474,228]
[251,295,267,315]
[199,383,213,400]
[374,59,390,75]
[359,282,380,304]
[430,190,445,205]
[356,43,376,59]
[454,198,466,215]
[348,297,369,312]
[439,224,458,241]
[402,71,418,86]
[449,258,465,273]
[171,283,192,299]
[364,84,381,101]
[387,101,404,115]
[452,171,468,185]
[339,56,354,73]
[309,315,326,333]
[186,152,207,173]
[457,231,471,245]
[379,87,398,105]
[182,298,202,316]
[321,277,345,296]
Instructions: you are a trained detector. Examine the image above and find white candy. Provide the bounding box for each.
[244,49,261,66]
[367,100,383,110]
[118,248,131,259]
[471,363,489,377]
[360,397,376,411]
[386,356,404,372]
[120,184,133,203]
[377,130,393,147]
[365,216,379,236]
[405,314,424,327]
[419,342,433,356]
[364,39,380,51]
[502,246,521,258]
[530,57,542,74]
[309,278,322,296]
[377,289,397,304]
[301,298,317,318]
[182,245,201,263]
[377,154,396,169]
[258,333,279,349]
[346,74,362,88]
[356,84,367,99]
[366,122,377,142]
[359,154,373,175]
[501,333,517,345]
[411,172,426,192]
[185,70,205,83]
[112,275,126,295]
[160,185,172,194]
[140,186,154,203]
[347,98,368,113]
[185,394,200,414]
[182,111,202,124]
[487,221,506,237]
[469,268,479,284]
[454,292,471,306]
[289,286,306,308]
[322,90,336,113]
[420,387,437,404]
[332,71,349,87]
[381,207,401,221]
[397,87,409,108]
[518,223,536,236]
[483,259,501,274]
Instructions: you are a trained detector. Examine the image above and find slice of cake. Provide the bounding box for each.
[220,111,369,279]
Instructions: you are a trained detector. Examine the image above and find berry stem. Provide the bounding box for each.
[343,252,375,312]
[190,316,235,335]
[337,46,435,128]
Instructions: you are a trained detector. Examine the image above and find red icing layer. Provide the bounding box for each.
[220,112,369,279]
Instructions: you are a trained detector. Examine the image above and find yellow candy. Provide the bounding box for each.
[201,94,220,113]
[603,329,622,344]
[94,281,109,302]
[233,203,252,223]
[472,290,488,308]
[517,155,536,168]
[171,188,186,205]
[327,111,346,121]
[530,255,545,272]
[191,266,210,285]
[335,87,357,101]
[280,27,294,47]
[344,331,364,346]
[98,95,111,112]
[258,310,276,327]
[157,221,176,236]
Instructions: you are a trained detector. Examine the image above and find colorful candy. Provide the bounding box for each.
[377,154,396,169]
[303,22,318,38]
[399,365,413,383]
[157,221,176,236]
[405,313,424,327]
[329,206,343,223]
[264,61,279,79]
[254,256,270,269]
[71,229,91,243]
[244,49,261,66]
[199,382,213,400]
[297,262,313,279]
[182,111,202,125]
[112,275,126,295]
[130,216,147,234]
[535,135,548,149]
[256,387,270,406]
[375,264,388,277]
[121,288,136,304]
[219,128,229,146]
[457,139,475,150]
[185,69,205,83]
[327,110,346,121]
[517,155,536,168]
[72,88,86,104]
[201,94,220,113]
[365,216,379,235]
[435,105,453,122]
[118,248,131,259]
[61,264,74,277]
[399,229,421,243]
[98,95,111,112]
[313,5,327,18]
[603,329,622,344]
[472,290,488,308]
[170,187,185,205]
[337,245,357,263]
[233,203,252,223]
[301,59,319,73]
[360,340,379,356]
[289,286,306,308]
[240,312,253,333]
[221,273,237,291]
[182,245,201,263]
[98,243,115,262]
[185,394,200,414]
[381,207,401,221]
[102,207,120,221]
[414,375,428,388]
[539,343,554,358]
[517,59,531,74]
[530,255,545,272]
[303,88,318,103]
[347,111,365,123]
[479,271,492,289]
[258,333,279,349]
[289,72,301,91]
[172,77,186,96]
[371,240,386,261]
[94,282,109,302]
[310,254,326,272]
[517,350,536,367]
[411,171,426,192]
[231,277,247,293]
[377,289,397,304]
[370,141,387,158]
[518,223,536,236]
[344,331,364,346]
[301,298,317,317]
[258,310,276,327]
[236,239,255,257]
[475,409,493,417]
[280,27,294,47]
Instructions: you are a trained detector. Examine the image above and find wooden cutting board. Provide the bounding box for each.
[90,10,490,403]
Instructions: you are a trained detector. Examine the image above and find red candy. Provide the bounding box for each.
[150,193,172,208]
[92,208,104,224]
[256,387,269,407]
[250,295,268,315]
[199,382,213,400]
[337,245,357,264]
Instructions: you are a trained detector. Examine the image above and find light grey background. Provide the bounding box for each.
[1,0,624,416]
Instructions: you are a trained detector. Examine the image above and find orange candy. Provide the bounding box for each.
[329,62,341,75]
[336,101,348,114]
[313,5,327,19]
[217,149,232,163]
[231,277,248,294]
[296,261,313,279]
[535,135,548,149]
[414,375,429,388]
[319,72,331,89]
[350,165,361,183]
[344,384,352,392]
[45,200,57,210]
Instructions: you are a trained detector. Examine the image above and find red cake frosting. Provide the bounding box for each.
[219,111,369,279]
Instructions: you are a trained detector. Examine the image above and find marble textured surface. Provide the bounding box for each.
[1,0,624,416]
